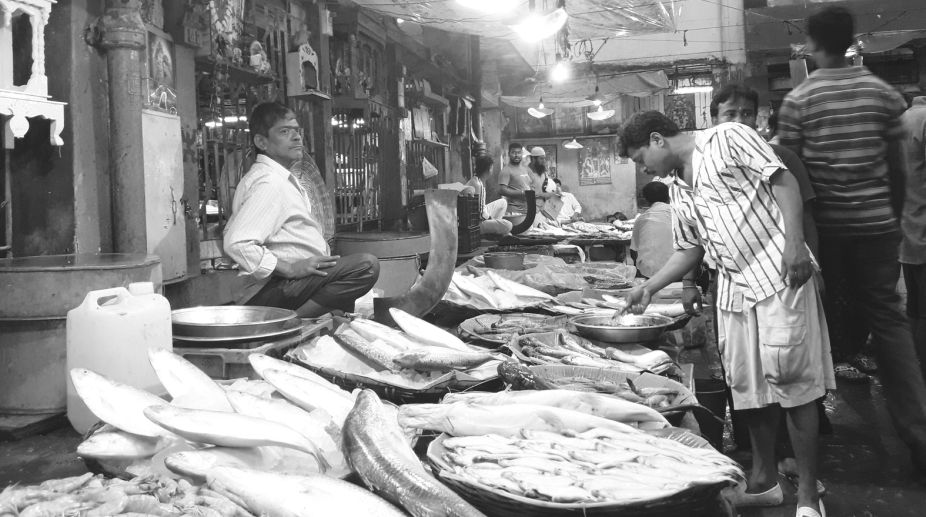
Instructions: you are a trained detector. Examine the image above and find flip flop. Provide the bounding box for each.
[781,471,827,497]
[796,500,826,517]
[834,363,869,383]
[730,483,784,507]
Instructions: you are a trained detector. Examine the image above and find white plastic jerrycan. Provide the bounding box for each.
[66,282,172,433]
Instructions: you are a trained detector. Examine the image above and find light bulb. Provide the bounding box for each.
[510,8,568,43]
[550,61,570,83]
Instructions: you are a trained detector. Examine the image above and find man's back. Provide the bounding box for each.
[901,98,926,264]
[778,66,908,236]
[630,202,673,278]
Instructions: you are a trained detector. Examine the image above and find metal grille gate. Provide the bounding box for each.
[332,104,387,230]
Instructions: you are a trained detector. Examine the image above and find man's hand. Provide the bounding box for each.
[283,255,339,278]
[624,285,653,315]
[681,287,704,316]
[781,240,813,288]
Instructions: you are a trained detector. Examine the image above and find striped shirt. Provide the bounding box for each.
[224,154,330,302]
[670,123,789,312]
[777,66,907,236]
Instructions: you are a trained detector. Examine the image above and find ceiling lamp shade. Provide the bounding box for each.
[456,0,520,14]
[586,86,603,107]
[564,138,583,149]
[510,7,568,43]
[527,97,554,118]
[587,104,614,121]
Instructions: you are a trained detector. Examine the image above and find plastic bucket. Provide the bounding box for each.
[694,377,727,450]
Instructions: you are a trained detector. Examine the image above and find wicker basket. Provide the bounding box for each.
[426,435,729,517]
[288,354,503,405]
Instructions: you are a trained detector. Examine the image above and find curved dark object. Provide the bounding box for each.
[373,190,458,324]
[509,190,536,235]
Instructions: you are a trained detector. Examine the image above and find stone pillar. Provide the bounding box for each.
[97,0,147,253]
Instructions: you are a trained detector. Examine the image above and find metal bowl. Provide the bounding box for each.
[172,306,298,339]
[569,313,675,344]
[483,252,525,270]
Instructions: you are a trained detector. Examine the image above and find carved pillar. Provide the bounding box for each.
[97,0,148,253]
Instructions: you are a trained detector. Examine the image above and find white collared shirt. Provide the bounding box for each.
[224,154,329,299]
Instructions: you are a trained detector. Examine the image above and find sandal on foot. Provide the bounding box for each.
[781,472,827,497]
[834,363,869,383]
[796,501,826,517]
[851,353,878,374]
[731,483,784,507]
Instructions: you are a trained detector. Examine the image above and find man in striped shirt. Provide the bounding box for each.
[224,102,379,317]
[778,6,926,472]
[621,112,832,517]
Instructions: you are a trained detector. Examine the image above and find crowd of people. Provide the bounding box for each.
[622,6,926,517]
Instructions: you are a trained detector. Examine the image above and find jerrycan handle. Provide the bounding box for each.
[80,287,132,310]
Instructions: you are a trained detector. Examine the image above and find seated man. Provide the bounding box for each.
[224,102,380,317]
[629,181,674,278]
[465,155,512,236]
[552,178,583,223]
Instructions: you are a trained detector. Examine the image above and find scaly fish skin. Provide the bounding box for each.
[393,349,494,371]
[334,328,401,372]
[248,353,352,401]
[147,349,232,412]
[261,369,354,426]
[77,430,171,461]
[69,369,172,438]
[389,308,471,351]
[344,390,487,517]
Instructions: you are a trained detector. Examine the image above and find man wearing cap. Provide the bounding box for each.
[527,146,562,223]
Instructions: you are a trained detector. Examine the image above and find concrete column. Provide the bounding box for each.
[98,0,147,253]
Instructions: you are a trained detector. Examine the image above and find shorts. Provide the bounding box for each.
[717,275,836,410]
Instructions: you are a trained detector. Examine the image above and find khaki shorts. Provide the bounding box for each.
[717,275,836,410]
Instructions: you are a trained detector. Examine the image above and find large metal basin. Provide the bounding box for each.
[172,306,298,339]
[570,313,675,344]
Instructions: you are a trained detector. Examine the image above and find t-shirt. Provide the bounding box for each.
[770,144,815,204]
[497,163,532,213]
[778,66,907,236]
[901,97,926,265]
[630,202,674,278]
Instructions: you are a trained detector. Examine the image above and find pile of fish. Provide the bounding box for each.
[513,331,676,375]
[458,313,568,344]
[334,310,497,373]
[435,427,743,505]
[343,389,486,517]
[497,361,681,410]
[71,350,358,480]
[0,472,251,517]
[444,270,554,310]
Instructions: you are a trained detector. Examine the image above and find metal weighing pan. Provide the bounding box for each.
[172,306,298,339]
[570,313,675,344]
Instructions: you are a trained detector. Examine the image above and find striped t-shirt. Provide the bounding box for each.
[777,66,907,236]
[670,123,789,312]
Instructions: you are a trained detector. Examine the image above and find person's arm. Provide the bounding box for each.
[497,168,525,200]
[803,201,819,259]
[625,247,705,314]
[776,94,803,157]
[887,139,907,219]
[771,170,814,287]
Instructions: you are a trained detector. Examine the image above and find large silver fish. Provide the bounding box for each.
[147,348,233,412]
[261,369,353,426]
[143,405,329,473]
[76,429,173,461]
[343,389,487,517]
[206,466,405,517]
[69,368,173,438]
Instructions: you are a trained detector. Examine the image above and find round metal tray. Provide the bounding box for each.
[172,306,298,339]
[570,314,675,344]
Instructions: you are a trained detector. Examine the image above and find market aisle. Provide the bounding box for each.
[740,378,926,517]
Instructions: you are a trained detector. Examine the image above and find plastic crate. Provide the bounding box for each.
[175,318,333,380]
[457,195,481,228]
[458,225,482,254]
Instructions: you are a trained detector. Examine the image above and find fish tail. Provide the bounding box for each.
[314,447,332,473]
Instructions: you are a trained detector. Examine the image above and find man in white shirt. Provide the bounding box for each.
[224,102,379,317]
[465,155,512,235]
[629,181,673,278]
[552,178,582,223]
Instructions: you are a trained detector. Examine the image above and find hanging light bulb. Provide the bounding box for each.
[510,8,569,43]
[586,85,603,107]
[456,0,520,14]
[564,138,583,149]
[528,96,554,118]
[550,57,570,83]
[587,104,615,121]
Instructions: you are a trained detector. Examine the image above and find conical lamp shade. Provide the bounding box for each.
[528,98,554,118]
[587,104,615,121]
[564,138,583,149]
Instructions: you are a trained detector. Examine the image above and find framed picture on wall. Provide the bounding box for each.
[516,109,553,137]
[524,143,557,178]
[147,31,176,90]
[554,106,586,135]
[577,137,614,186]
[665,94,697,131]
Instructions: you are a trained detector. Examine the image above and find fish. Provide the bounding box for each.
[389,308,471,351]
[147,349,233,412]
[441,390,669,429]
[69,368,173,438]
[399,403,642,437]
[260,369,354,426]
[333,327,401,372]
[165,446,328,481]
[484,270,553,300]
[76,430,174,461]
[248,353,352,401]
[393,349,495,371]
[225,391,344,469]
[343,389,487,517]
[349,319,421,352]
[206,466,406,517]
[450,273,499,309]
[142,405,329,473]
